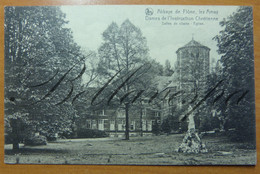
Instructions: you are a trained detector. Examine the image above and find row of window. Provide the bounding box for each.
[85,119,153,131]
[90,109,160,118]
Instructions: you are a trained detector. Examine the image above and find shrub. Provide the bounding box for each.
[152,121,160,135]
[161,118,171,134]
[76,128,108,138]
[4,133,13,144]
[24,135,47,146]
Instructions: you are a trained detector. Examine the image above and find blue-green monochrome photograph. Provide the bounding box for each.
[4,5,256,165]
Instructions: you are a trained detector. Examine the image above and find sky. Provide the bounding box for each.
[61,5,238,67]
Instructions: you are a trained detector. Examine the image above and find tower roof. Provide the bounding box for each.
[176,39,210,53]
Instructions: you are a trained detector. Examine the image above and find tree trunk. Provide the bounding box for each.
[10,119,20,150]
[125,103,130,140]
[140,107,143,137]
[13,142,19,150]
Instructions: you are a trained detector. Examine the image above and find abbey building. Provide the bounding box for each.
[76,39,210,137]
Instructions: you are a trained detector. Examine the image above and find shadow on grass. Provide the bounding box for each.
[5,148,69,155]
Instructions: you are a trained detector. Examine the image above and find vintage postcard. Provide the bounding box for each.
[4,5,256,165]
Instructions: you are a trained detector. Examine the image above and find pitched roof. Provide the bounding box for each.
[153,74,178,91]
[176,39,210,53]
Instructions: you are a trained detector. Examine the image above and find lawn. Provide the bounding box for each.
[4,134,256,165]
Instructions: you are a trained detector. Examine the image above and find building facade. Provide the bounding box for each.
[77,39,211,137]
[76,103,160,138]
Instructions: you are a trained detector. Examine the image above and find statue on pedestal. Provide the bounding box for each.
[177,106,208,153]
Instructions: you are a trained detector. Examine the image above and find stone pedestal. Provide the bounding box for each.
[177,106,208,153]
[177,129,208,153]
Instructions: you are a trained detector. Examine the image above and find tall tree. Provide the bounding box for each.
[213,7,255,141]
[164,59,174,76]
[97,19,150,140]
[4,7,90,149]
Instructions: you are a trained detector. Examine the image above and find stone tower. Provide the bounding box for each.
[176,39,210,94]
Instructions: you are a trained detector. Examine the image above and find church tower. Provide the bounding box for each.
[176,39,210,94]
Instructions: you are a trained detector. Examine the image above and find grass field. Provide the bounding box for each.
[4,134,256,165]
